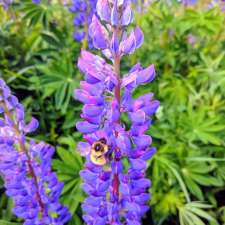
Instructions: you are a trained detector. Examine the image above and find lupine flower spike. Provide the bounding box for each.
[181,0,197,6]
[0,79,70,225]
[74,0,160,224]
[70,0,97,48]
[0,0,14,10]
[32,0,41,4]
[132,0,152,14]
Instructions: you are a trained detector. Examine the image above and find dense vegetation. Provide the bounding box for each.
[0,1,225,224]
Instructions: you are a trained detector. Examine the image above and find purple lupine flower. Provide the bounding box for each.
[32,0,41,4]
[0,0,14,10]
[181,0,197,6]
[70,0,97,47]
[131,0,153,13]
[0,79,70,225]
[74,0,159,224]
[187,33,197,45]
[210,0,225,11]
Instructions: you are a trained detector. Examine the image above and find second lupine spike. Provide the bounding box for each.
[0,79,70,225]
[75,0,159,224]
[70,0,97,48]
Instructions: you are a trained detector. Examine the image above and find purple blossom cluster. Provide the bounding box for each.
[131,0,153,13]
[0,79,70,225]
[0,0,14,10]
[74,0,160,224]
[32,0,41,4]
[181,0,197,5]
[210,0,225,11]
[70,0,97,46]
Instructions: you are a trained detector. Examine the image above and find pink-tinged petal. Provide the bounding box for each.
[80,82,103,96]
[77,142,91,156]
[96,0,110,22]
[82,105,104,117]
[82,203,98,214]
[110,31,119,55]
[129,63,142,73]
[24,117,39,133]
[89,15,109,50]
[133,135,152,147]
[121,72,137,89]
[142,100,160,115]
[84,196,102,207]
[81,114,101,125]
[137,93,154,103]
[124,202,140,213]
[102,49,113,60]
[76,121,99,134]
[120,31,136,55]
[74,89,103,105]
[133,193,150,204]
[111,5,119,26]
[129,110,146,124]
[133,178,151,189]
[120,182,130,196]
[130,158,147,170]
[130,121,151,136]
[80,169,98,182]
[121,4,133,26]
[137,65,155,84]
[134,27,144,48]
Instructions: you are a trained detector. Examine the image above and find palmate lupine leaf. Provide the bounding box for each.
[181,102,225,145]
[37,52,79,113]
[196,52,225,93]
[180,8,223,35]
[179,202,218,225]
[182,161,223,200]
[155,155,191,203]
[21,1,50,27]
[0,221,20,225]
[52,136,84,216]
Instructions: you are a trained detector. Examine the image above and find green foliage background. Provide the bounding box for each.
[0,0,225,224]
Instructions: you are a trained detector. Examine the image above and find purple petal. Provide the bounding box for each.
[141,147,156,160]
[137,65,155,85]
[132,135,152,148]
[130,158,147,170]
[24,117,39,133]
[96,0,111,22]
[76,121,99,134]
[120,31,136,55]
[134,27,144,48]
[111,5,119,26]
[82,105,103,117]
[121,4,133,26]
[129,110,146,124]
[89,15,109,50]
[77,142,91,156]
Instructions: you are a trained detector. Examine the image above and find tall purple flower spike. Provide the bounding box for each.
[0,79,70,225]
[70,0,97,47]
[181,0,197,6]
[0,0,14,10]
[131,0,153,13]
[32,0,41,4]
[74,0,160,224]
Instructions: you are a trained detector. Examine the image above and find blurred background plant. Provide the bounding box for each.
[0,0,225,225]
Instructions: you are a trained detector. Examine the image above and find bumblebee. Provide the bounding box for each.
[90,138,109,166]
